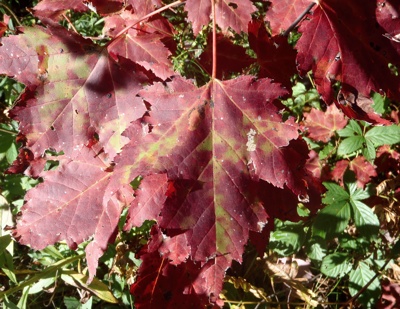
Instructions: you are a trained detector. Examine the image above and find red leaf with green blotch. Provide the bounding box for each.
[304,104,348,142]
[248,20,297,89]
[0,25,147,163]
[107,31,174,79]
[106,76,310,302]
[296,0,400,104]
[185,0,256,35]
[266,0,314,35]
[12,147,123,282]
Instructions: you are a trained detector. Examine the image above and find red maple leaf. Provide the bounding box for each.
[332,156,377,188]
[0,24,148,162]
[265,0,314,35]
[131,226,215,308]
[296,0,400,109]
[105,76,309,299]
[304,104,348,142]
[12,147,123,282]
[248,20,297,89]
[185,0,256,34]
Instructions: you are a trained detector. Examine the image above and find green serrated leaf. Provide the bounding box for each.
[348,184,370,200]
[362,139,376,161]
[348,262,380,309]
[365,125,400,146]
[338,120,362,137]
[312,201,351,239]
[337,136,365,156]
[306,237,327,263]
[350,200,379,237]
[319,143,335,160]
[339,235,358,250]
[270,220,306,256]
[323,182,349,203]
[321,252,352,278]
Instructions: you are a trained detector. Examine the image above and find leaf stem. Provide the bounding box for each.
[0,127,17,135]
[283,2,316,36]
[0,3,23,27]
[62,13,79,34]
[113,0,185,39]
[211,0,217,80]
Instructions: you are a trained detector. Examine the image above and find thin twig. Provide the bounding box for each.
[62,13,79,34]
[283,2,316,36]
[0,127,17,135]
[344,259,391,307]
[0,3,23,27]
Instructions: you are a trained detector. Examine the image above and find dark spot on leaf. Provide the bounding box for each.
[59,48,64,53]
[75,109,79,114]
[228,2,238,9]
[50,125,55,131]
[107,93,112,98]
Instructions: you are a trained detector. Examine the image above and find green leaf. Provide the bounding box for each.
[0,249,18,284]
[337,136,365,156]
[28,277,56,294]
[348,262,380,309]
[312,201,351,239]
[350,200,379,237]
[3,296,19,309]
[64,297,82,309]
[323,182,349,204]
[362,139,376,161]
[338,120,362,137]
[297,204,310,217]
[365,125,400,146]
[270,220,306,256]
[313,183,352,239]
[321,252,352,278]
[338,235,359,250]
[0,235,12,253]
[17,286,30,309]
[306,237,327,263]
[61,270,118,304]
[372,92,390,114]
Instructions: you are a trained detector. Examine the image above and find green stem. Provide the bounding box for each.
[0,127,17,135]
[0,254,84,300]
